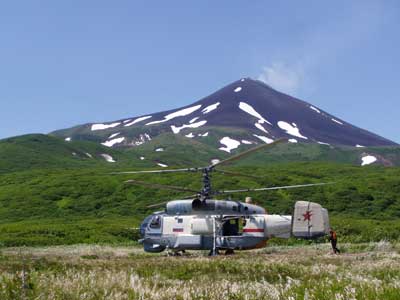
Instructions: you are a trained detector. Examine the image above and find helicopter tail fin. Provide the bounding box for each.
[291,201,330,239]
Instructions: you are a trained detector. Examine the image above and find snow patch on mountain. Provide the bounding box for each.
[288,139,298,143]
[318,141,330,146]
[157,163,168,168]
[198,132,209,137]
[171,120,207,134]
[356,144,365,148]
[140,156,145,160]
[189,117,199,124]
[241,140,254,145]
[239,102,272,125]
[255,123,269,134]
[109,132,120,139]
[147,105,202,125]
[92,122,120,131]
[277,121,308,139]
[185,133,195,138]
[85,152,93,158]
[234,87,242,93]
[155,148,164,152]
[219,137,241,153]
[361,155,377,166]
[65,137,71,142]
[101,154,116,163]
[202,102,220,114]
[331,118,343,125]
[253,134,274,144]
[101,137,125,147]
[211,158,220,165]
[310,106,321,114]
[124,116,152,127]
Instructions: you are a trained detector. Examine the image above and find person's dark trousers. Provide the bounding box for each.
[331,240,340,254]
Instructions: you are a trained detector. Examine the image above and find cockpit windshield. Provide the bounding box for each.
[150,215,161,229]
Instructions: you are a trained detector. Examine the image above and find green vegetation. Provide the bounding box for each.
[2,133,400,174]
[1,133,400,246]
[0,218,140,247]
[0,133,400,299]
[0,161,399,245]
[0,243,399,299]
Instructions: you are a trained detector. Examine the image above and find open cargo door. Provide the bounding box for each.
[292,201,329,239]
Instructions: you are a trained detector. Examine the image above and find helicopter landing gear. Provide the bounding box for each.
[208,249,220,256]
[225,249,235,255]
[167,249,187,256]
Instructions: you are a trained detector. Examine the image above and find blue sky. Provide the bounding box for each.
[0,0,399,142]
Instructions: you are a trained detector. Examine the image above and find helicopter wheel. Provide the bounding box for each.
[225,249,235,255]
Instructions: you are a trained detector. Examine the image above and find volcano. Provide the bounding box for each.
[52,78,397,153]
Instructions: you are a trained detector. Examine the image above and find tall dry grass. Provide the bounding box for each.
[0,243,399,299]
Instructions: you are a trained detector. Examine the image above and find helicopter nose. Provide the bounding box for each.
[139,221,146,237]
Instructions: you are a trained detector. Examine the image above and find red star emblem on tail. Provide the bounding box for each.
[303,210,312,221]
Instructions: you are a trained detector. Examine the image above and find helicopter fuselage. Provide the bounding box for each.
[139,199,330,253]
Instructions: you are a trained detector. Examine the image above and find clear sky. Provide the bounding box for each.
[1,0,399,142]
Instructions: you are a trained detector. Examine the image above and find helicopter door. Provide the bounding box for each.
[222,217,240,236]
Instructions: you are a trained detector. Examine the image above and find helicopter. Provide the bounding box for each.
[115,139,331,255]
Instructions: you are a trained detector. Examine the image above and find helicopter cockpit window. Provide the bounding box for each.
[177,218,183,223]
[232,206,237,212]
[150,216,161,228]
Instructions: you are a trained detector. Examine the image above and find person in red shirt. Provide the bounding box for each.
[329,229,340,254]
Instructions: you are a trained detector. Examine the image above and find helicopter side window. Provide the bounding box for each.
[150,216,161,229]
[232,206,237,212]
[177,218,183,223]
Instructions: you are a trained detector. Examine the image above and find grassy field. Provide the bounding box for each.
[0,242,399,300]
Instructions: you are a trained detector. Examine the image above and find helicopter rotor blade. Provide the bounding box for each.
[214,169,264,179]
[146,193,199,208]
[125,179,199,193]
[182,194,200,199]
[146,201,169,209]
[210,138,287,168]
[110,168,201,175]
[215,182,334,194]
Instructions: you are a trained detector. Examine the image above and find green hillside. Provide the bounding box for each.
[234,143,400,166]
[1,133,400,246]
[0,134,119,172]
[0,161,400,246]
[2,133,400,174]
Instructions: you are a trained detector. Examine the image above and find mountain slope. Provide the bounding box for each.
[2,133,400,174]
[0,134,137,172]
[52,78,397,153]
